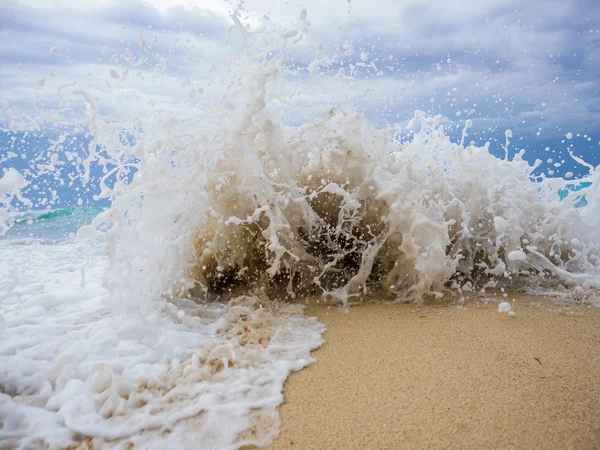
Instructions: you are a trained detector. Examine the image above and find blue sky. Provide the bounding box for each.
[0,0,599,209]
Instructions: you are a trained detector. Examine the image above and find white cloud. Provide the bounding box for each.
[1,0,598,176]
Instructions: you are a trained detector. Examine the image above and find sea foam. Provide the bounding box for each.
[0,239,324,449]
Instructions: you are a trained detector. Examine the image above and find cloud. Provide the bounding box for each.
[1,0,598,182]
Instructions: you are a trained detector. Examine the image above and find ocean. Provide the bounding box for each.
[3,207,103,242]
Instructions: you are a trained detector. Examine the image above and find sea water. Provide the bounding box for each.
[0,209,324,448]
[1,7,599,450]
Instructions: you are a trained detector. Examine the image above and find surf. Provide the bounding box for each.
[65,17,600,313]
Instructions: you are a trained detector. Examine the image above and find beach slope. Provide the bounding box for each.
[269,295,600,449]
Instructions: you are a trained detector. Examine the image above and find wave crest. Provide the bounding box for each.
[69,27,600,310]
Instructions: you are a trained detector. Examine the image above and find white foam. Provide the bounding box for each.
[0,168,31,236]
[498,301,512,313]
[507,250,527,262]
[0,239,324,449]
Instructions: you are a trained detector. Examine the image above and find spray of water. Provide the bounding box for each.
[61,15,600,312]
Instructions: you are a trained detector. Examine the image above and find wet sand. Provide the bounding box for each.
[268,294,600,449]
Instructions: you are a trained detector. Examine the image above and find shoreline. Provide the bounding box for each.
[267,294,600,449]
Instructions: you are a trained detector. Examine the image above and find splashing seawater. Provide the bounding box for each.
[62,17,600,313]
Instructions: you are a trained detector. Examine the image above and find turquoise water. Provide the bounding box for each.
[558,181,592,207]
[3,207,102,241]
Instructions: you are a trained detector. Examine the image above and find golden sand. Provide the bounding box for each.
[268,294,600,449]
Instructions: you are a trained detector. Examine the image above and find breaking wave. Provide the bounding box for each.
[63,20,600,312]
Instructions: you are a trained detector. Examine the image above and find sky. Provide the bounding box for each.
[0,0,599,209]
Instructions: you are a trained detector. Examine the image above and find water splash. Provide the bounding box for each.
[60,15,599,312]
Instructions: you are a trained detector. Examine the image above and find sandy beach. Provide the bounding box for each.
[268,294,600,449]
